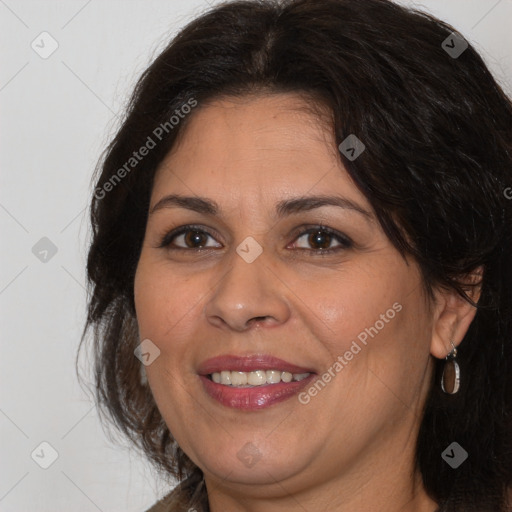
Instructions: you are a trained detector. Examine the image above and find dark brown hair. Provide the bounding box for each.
[78,1,512,510]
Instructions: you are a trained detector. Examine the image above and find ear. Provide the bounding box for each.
[430,266,484,359]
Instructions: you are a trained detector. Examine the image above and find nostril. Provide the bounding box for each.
[250,316,269,325]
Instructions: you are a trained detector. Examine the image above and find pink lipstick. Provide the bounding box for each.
[197,354,317,410]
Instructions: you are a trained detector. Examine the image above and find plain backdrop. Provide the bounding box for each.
[0,1,511,510]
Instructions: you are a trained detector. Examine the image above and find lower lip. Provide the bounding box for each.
[199,374,316,410]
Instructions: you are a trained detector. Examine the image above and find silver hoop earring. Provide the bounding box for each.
[441,340,460,394]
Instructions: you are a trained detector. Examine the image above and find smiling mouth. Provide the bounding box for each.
[208,370,311,387]
[198,354,317,409]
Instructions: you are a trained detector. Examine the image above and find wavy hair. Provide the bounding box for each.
[79,1,512,510]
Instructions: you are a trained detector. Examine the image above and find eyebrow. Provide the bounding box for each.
[149,193,373,220]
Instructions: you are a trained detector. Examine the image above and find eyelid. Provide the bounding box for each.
[157,224,221,249]
[289,224,352,246]
[157,223,353,253]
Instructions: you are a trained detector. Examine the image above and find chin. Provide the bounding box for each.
[196,445,308,487]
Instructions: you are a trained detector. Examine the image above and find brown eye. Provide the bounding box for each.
[307,230,333,250]
[290,226,352,255]
[183,230,209,248]
[158,226,221,250]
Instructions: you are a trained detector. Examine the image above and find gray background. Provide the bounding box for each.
[1,1,511,510]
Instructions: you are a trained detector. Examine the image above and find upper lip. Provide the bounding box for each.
[197,354,316,375]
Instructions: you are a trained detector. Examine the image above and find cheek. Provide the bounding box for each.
[134,259,199,343]
[297,268,405,359]
[300,261,430,396]
[133,260,201,429]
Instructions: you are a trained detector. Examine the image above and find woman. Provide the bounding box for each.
[80,0,512,510]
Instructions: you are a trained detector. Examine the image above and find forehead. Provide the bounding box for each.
[151,93,368,211]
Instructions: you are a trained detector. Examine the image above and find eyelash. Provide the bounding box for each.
[157,224,353,256]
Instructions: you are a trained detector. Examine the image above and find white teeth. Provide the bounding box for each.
[209,370,311,387]
[281,371,292,383]
[266,370,281,384]
[231,371,247,386]
[248,370,266,385]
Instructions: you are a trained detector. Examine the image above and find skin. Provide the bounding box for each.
[133,93,480,512]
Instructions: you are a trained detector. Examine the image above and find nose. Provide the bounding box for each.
[204,248,291,332]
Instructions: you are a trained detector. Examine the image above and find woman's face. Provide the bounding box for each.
[134,93,436,497]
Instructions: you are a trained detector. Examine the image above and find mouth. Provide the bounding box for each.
[197,354,317,410]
